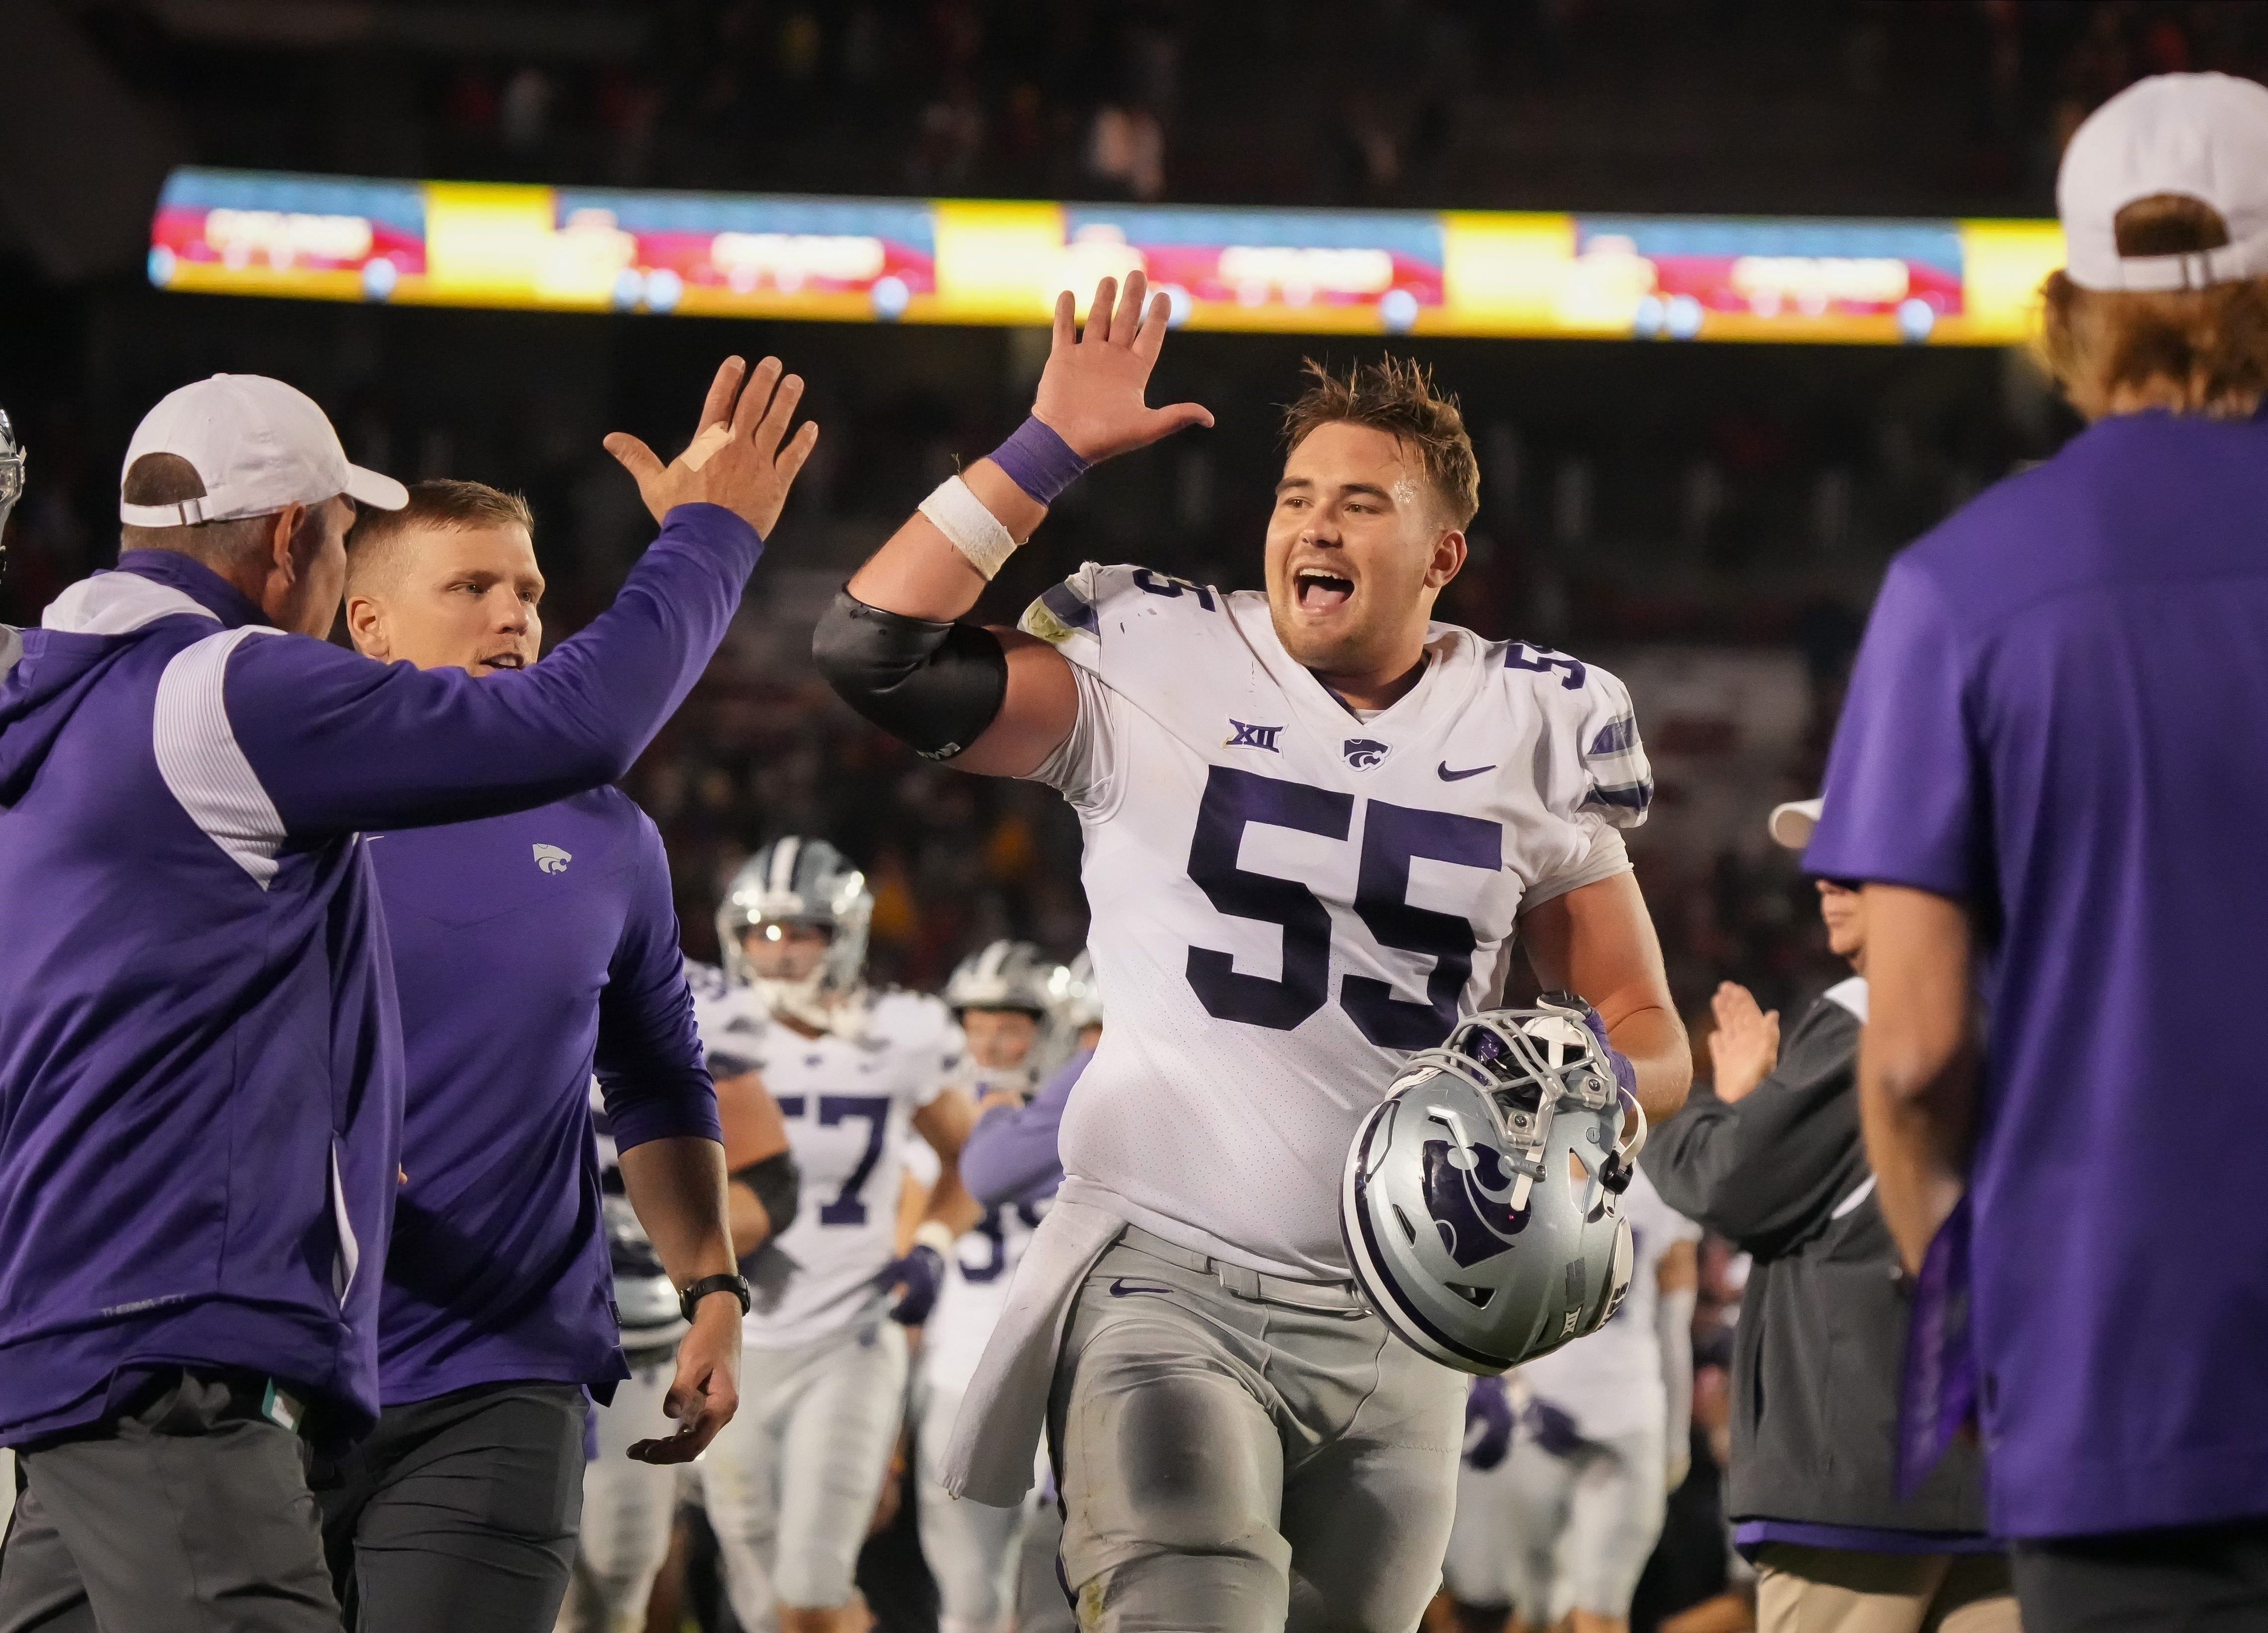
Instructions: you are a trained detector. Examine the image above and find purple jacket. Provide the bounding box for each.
[0,505,758,1447]
[961,1049,1090,1209]
[369,791,718,1407]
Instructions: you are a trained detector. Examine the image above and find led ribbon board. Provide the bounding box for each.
[149,167,2064,345]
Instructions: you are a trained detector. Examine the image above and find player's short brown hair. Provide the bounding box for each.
[346,478,535,593]
[1282,357,1481,528]
[2039,193,2268,419]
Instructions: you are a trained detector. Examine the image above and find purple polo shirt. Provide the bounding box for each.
[368,790,718,1407]
[1810,407,2268,1539]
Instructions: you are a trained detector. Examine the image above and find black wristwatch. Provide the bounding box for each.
[680,1272,752,1324]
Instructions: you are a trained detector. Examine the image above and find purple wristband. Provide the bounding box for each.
[989,416,1092,506]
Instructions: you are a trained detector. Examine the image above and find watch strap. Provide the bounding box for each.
[680,1271,752,1323]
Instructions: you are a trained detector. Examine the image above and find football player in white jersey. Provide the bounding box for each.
[917,940,1067,1633]
[697,836,978,1633]
[812,272,1689,1633]
[1439,1167,1700,1633]
[562,962,798,1633]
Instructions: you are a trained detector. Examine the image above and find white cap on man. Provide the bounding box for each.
[119,373,406,527]
[1768,798,1821,850]
[2058,71,2268,293]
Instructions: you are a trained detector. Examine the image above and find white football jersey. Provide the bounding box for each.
[684,957,767,1081]
[738,988,954,1350]
[1020,563,1652,1278]
[1517,1166,1700,1440]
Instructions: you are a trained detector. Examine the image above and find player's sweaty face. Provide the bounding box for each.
[370,525,544,678]
[960,1007,1039,1071]
[741,921,832,982]
[1264,422,1454,680]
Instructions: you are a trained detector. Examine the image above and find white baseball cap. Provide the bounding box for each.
[2058,72,2268,293]
[1768,798,1821,850]
[119,373,407,527]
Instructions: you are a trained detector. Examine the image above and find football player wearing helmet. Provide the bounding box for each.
[813,273,1687,1633]
[918,940,1067,1633]
[563,963,797,1633]
[696,837,979,1633]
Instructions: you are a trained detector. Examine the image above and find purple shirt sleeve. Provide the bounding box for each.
[228,504,759,836]
[1807,556,1986,901]
[596,812,721,1152]
[961,1048,1089,1208]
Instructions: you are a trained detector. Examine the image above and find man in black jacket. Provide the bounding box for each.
[1644,799,2014,1633]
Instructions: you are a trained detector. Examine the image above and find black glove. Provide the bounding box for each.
[881,1243,946,1326]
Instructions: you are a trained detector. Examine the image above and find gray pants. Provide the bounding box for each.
[0,1369,340,1633]
[1049,1233,1464,1633]
[312,1379,589,1633]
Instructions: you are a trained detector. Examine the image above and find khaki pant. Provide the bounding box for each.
[1757,1544,2021,1633]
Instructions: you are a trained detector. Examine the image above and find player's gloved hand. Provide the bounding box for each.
[1541,990,1638,1102]
[605,355,820,539]
[1028,270,1214,464]
[1524,1396,1587,1460]
[880,1242,946,1326]
[1463,1375,1515,1471]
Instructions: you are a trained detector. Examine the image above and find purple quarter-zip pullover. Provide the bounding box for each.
[0,504,758,1448]
[366,790,718,1407]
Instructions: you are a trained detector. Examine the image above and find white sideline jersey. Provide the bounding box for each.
[1020,564,1653,1279]
[740,988,952,1350]
[1518,1167,1699,1440]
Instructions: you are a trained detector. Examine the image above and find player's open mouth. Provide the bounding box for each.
[481,653,525,671]
[1294,568,1354,612]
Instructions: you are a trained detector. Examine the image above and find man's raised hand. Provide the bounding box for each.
[1032,271,1213,462]
[605,355,820,538]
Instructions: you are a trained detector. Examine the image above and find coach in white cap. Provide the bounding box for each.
[1807,73,2268,1633]
[0,358,814,1629]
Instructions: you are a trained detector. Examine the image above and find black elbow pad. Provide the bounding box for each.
[812,590,1009,760]
[732,1150,801,1240]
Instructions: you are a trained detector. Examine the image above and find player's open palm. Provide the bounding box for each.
[605,355,820,539]
[1033,270,1213,462]
[1706,980,1780,1104]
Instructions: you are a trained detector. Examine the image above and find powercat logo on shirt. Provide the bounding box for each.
[533,844,572,874]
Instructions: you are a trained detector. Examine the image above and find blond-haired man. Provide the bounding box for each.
[1811,73,2268,1631]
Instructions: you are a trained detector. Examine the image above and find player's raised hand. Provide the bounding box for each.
[605,355,820,538]
[1032,270,1214,462]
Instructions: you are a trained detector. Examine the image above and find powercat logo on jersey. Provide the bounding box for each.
[1226,720,1283,752]
[532,844,571,874]
[1342,738,1390,770]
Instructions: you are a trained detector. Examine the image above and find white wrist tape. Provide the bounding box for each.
[912,1219,957,1258]
[919,474,1019,581]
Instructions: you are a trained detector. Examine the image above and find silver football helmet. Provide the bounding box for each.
[0,405,24,578]
[943,939,1059,1018]
[1048,949,1103,1037]
[717,836,871,1031]
[1341,999,1645,1376]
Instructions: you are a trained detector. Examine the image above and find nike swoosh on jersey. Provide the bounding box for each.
[1107,1278,1175,1298]
[1437,761,1494,781]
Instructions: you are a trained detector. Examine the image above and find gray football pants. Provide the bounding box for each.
[1049,1232,1464,1633]
[0,1370,340,1633]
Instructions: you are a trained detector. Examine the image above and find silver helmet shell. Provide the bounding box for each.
[1341,1002,1645,1376]
[716,836,872,1030]
[943,939,1059,1018]
[0,404,23,564]
[1048,949,1103,1037]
